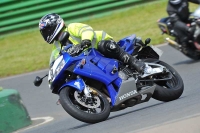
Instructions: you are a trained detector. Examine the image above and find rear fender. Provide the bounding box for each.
[58,78,85,93]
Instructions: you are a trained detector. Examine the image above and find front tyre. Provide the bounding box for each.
[152,60,184,102]
[59,87,110,123]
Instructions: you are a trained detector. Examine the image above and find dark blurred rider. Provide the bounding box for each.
[39,13,152,74]
[167,0,200,47]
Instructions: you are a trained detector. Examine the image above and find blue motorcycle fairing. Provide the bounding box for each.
[113,77,123,89]
[58,77,119,106]
[51,35,137,105]
[50,52,84,91]
[107,84,118,106]
[118,34,136,55]
[72,50,123,106]
[58,78,86,93]
[51,49,119,91]
[73,49,119,86]
[62,52,84,67]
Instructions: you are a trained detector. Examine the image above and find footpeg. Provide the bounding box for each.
[144,64,153,74]
[141,63,166,78]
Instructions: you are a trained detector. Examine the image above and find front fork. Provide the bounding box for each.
[59,76,91,97]
[73,76,92,98]
[82,82,92,98]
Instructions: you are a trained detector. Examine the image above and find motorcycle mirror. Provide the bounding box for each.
[33,76,43,87]
[58,31,70,47]
[58,31,70,54]
[145,38,151,45]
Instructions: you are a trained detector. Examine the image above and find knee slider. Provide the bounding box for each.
[98,40,120,58]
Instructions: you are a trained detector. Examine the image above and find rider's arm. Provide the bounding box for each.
[67,23,94,42]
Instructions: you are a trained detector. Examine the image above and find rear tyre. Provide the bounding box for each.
[59,87,110,123]
[152,60,184,102]
[168,41,200,60]
[182,47,200,60]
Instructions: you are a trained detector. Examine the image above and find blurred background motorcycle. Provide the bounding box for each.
[157,5,200,60]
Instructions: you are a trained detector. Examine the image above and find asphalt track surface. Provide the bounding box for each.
[1,44,200,133]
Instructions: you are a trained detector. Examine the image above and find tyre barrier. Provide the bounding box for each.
[0,88,31,133]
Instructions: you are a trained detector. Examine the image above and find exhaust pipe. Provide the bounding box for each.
[166,38,181,50]
[166,38,178,45]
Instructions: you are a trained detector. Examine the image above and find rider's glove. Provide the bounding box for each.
[67,40,91,56]
[81,39,91,49]
[67,44,83,56]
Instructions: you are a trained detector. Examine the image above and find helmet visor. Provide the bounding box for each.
[40,24,57,44]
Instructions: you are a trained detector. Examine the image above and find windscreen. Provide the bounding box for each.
[49,48,61,66]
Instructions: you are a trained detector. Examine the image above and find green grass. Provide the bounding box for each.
[0,1,198,78]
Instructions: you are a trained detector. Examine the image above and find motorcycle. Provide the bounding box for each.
[34,34,184,123]
[157,6,200,60]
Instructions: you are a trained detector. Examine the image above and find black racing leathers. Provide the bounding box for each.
[98,40,145,73]
[167,0,200,44]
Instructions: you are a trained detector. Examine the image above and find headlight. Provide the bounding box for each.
[54,59,65,78]
[48,56,66,82]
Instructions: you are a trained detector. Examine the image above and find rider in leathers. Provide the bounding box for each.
[39,13,150,74]
[167,0,200,47]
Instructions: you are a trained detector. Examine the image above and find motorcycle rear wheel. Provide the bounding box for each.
[169,39,200,60]
[59,87,110,123]
[152,60,184,102]
[181,47,200,60]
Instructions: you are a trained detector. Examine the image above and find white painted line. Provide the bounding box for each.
[13,116,54,133]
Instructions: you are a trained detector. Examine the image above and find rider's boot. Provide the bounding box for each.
[119,50,152,74]
[98,40,153,75]
[188,25,196,39]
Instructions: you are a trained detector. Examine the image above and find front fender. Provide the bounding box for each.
[58,78,86,93]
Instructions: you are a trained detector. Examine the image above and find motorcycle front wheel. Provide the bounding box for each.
[152,60,184,102]
[59,87,110,123]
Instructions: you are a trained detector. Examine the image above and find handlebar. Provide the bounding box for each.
[65,44,84,56]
